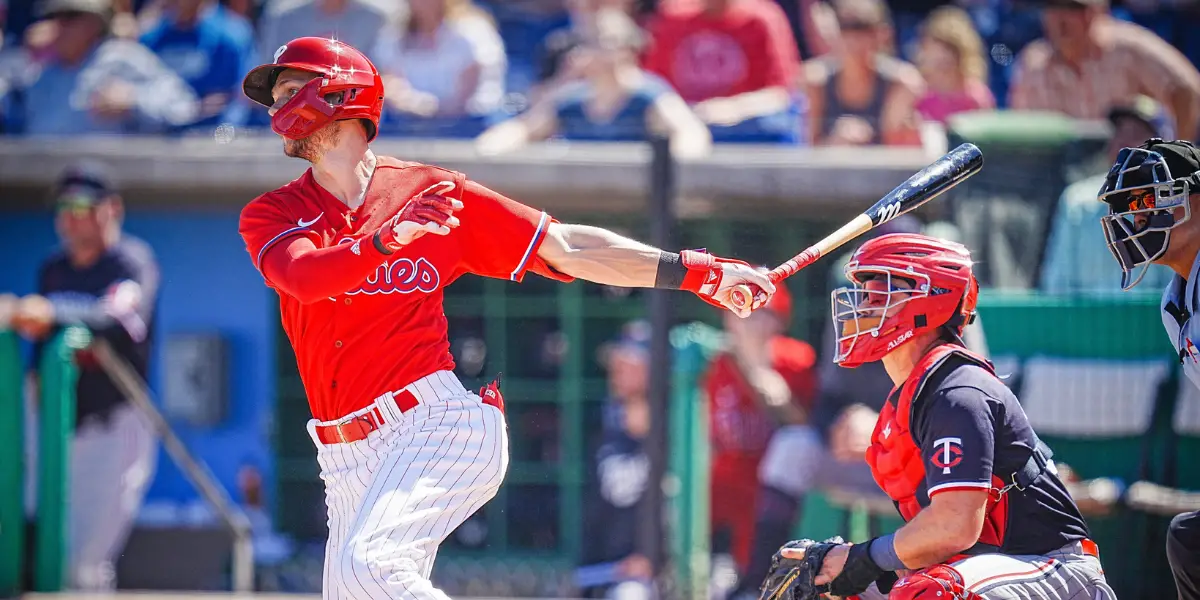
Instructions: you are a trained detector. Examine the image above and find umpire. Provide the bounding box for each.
[10,160,160,592]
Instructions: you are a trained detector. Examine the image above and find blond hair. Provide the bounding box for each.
[919,5,988,82]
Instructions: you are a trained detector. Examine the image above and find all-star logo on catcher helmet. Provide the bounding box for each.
[242,36,384,142]
[831,233,979,368]
[1098,138,1200,290]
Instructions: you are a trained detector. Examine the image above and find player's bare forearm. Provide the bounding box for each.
[536,222,663,288]
[890,489,988,568]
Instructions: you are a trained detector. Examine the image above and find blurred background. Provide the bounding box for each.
[0,0,1198,598]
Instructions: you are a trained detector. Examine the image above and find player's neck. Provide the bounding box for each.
[881,333,942,386]
[312,146,377,210]
[1167,245,1200,282]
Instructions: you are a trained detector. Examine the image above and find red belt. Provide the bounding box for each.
[314,389,419,445]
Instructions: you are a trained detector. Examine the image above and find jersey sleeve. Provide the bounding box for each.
[455,178,574,283]
[913,382,997,498]
[238,194,322,286]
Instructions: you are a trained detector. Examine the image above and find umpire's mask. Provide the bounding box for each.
[1098,139,1200,290]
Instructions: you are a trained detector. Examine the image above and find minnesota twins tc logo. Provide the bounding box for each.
[931,437,964,474]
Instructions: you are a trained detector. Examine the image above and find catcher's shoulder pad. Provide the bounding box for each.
[759,536,845,600]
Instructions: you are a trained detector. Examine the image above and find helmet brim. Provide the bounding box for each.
[242,64,285,108]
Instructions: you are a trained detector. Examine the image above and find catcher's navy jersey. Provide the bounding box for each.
[1162,251,1200,389]
[906,355,1090,555]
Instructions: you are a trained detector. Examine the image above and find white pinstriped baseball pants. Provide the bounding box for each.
[306,370,509,600]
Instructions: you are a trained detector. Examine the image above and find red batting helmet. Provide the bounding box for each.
[830,233,978,368]
[242,37,384,141]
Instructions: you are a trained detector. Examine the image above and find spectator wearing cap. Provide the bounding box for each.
[641,0,803,139]
[1040,94,1175,294]
[1008,0,1200,142]
[0,0,199,134]
[139,0,256,130]
[10,161,160,592]
[699,282,818,582]
[804,0,926,146]
[913,5,995,127]
[578,320,656,600]
[475,8,711,158]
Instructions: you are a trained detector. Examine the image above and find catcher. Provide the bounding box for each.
[758,233,1115,600]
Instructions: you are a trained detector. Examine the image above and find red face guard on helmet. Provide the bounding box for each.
[242,36,385,141]
[830,234,978,368]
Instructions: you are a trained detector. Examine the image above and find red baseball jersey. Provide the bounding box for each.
[643,0,800,104]
[239,157,571,421]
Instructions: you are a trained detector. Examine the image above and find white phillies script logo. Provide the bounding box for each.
[337,237,440,295]
[886,329,914,351]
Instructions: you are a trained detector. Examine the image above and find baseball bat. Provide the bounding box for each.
[729,142,984,311]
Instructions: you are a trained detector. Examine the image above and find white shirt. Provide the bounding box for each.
[373,15,506,115]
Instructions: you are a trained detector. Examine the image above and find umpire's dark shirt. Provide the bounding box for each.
[33,236,159,428]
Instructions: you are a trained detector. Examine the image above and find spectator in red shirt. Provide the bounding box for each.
[702,283,818,577]
[642,0,801,130]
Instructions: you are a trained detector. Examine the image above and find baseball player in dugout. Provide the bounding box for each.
[237,36,775,600]
[7,161,160,592]
[758,234,1114,600]
[1098,138,1200,600]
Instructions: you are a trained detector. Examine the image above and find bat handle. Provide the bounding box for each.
[729,250,817,312]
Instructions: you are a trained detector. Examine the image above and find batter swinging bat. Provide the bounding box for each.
[729,142,984,311]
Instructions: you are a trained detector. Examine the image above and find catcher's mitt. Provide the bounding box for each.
[758,536,845,600]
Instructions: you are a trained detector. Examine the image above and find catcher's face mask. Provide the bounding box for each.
[831,268,928,367]
[1099,146,1193,290]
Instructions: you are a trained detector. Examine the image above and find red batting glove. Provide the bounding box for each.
[479,374,505,414]
[679,249,754,309]
[375,183,464,252]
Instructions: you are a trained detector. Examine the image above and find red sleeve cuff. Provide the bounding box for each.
[509,212,554,282]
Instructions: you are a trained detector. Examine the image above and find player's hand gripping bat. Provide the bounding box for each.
[729,143,985,311]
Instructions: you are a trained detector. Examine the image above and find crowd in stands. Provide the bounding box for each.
[4,0,1200,148]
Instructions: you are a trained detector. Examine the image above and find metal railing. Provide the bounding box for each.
[90,338,255,593]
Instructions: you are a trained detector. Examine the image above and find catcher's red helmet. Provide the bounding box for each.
[830,233,978,368]
[242,37,384,141]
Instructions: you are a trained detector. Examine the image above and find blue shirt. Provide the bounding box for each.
[551,74,670,142]
[5,38,199,135]
[140,4,255,128]
[1162,250,1200,390]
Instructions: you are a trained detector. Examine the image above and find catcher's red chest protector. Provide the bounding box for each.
[864,344,1009,551]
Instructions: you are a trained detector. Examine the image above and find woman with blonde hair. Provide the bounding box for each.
[913,5,995,126]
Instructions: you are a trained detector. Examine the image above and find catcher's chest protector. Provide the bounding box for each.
[865,344,996,521]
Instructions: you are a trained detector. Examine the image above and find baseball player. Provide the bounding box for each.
[1097,138,1200,600]
[236,36,775,600]
[759,233,1113,600]
[9,161,160,591]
